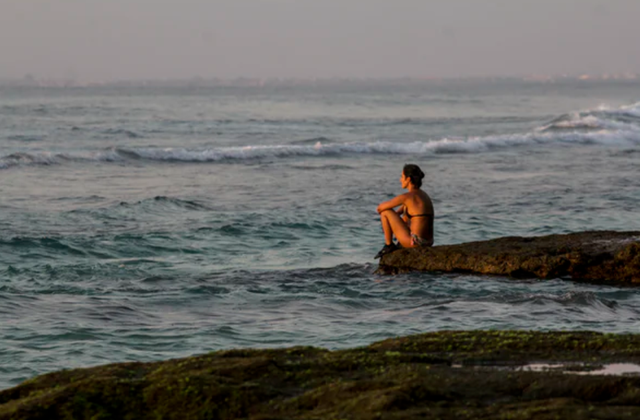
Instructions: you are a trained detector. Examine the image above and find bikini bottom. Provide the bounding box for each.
[411,233,431,247]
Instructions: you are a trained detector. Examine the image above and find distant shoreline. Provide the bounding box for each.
[1,74,638,89]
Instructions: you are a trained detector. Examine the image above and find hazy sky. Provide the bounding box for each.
[2,0,639,80]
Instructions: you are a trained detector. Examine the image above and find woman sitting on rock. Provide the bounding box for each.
[375,164,434,259]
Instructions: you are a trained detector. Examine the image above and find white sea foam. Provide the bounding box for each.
[113,129,639,162]
[537,101,640,133]
[1,128,638,170]
[539,115,640,132]
[599,101,640,118]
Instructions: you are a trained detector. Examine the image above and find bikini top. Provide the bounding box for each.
[406,212,431,220]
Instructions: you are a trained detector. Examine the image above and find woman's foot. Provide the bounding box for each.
[374,242,398,259]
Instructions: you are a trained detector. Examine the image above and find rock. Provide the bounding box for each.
[377,230,640,283]
[4,331,640,419]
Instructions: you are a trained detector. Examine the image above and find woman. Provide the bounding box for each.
[374,164,434,259]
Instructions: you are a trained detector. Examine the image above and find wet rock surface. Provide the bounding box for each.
[4,331,640,419]
[377,230,640,283]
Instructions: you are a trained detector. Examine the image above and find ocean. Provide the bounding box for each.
[1,80,639,390]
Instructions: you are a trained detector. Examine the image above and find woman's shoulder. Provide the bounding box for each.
[415,188,431,198]
[415,189,434,207]
[395,191,412,200]
[410,189,430,200]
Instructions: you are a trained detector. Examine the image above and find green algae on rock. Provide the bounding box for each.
[4,331,640,419]
[377,230,640,283]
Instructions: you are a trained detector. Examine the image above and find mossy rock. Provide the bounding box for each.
[4,331,640,419]
[377,230,640,283]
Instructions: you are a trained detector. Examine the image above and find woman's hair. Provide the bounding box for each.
[403,164,425,188]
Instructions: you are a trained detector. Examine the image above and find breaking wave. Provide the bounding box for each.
[2,133,638,170]
[538,102,640,132]
[2,102,639,170]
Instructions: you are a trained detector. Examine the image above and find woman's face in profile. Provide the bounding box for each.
[400,172,409,189]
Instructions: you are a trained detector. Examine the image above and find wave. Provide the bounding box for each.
[115,196,212,211]
[538,102,640,132]
[602,101,640,118]
[62,196,213,225]
[2,130,638,169]
[5,134,45,142]
[289,136,334,145]
[101,128,143,139]
[0,152,61,169]
[2,102,639,170]
[507,291,618,309]
[0,149,121,169]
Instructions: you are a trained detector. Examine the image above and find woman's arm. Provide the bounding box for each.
[376,194,407,214]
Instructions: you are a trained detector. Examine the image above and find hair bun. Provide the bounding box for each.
[402,164,425,188]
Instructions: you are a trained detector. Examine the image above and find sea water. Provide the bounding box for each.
[1,80,639,389]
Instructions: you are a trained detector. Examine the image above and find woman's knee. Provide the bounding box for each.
[380,209,394,219]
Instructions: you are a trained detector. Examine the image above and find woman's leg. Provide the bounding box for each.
[380,210,413,248]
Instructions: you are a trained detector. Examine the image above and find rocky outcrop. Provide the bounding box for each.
[377,230,640,283]
[4,330,640,419]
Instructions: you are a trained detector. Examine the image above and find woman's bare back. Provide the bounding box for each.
[403,190,434,246]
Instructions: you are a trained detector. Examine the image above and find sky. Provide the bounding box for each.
[1,0,639,81]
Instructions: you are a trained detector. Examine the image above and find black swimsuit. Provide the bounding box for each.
[407,213,431,219]
[406,212,432,246]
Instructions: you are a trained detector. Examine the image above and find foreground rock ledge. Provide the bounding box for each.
[5,331,640,419]
[377,230,640,282]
